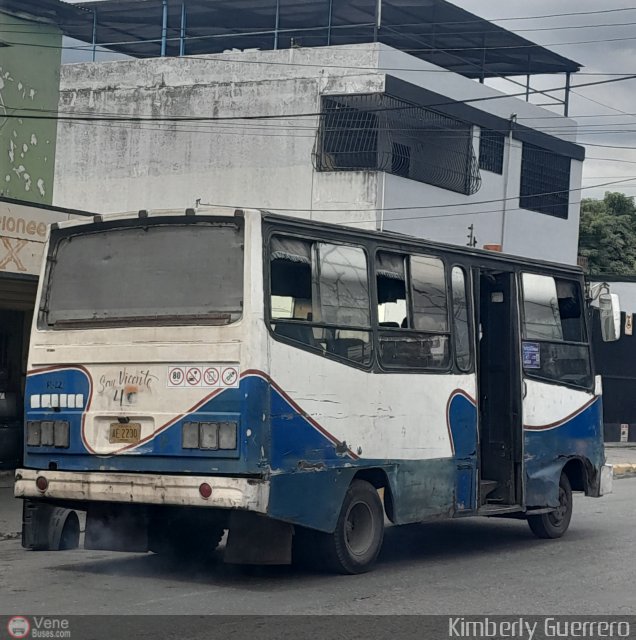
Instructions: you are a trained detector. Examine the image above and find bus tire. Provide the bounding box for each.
[320,479,384,575]
[58,511,80,550]
[527,473,573,539]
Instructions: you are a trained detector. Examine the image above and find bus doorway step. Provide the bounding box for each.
[478,504,523,516]
[479,479,498,503]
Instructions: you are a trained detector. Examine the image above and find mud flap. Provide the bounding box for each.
[22,501,80,551]
[224,511,293,565]
[85,505,148,552]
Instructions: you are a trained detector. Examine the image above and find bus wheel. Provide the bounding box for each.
[321,479,384,574]
[58,511,80,550]
[527,473,573,539]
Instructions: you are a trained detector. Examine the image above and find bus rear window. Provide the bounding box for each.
[42,222,244,327]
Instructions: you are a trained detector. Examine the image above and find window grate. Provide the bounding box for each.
[391,142,411,178]
[519,143,571,219]
[315,94,482,196]
[479,129,505,174]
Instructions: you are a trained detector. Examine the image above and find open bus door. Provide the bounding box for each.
[476,269,524,511]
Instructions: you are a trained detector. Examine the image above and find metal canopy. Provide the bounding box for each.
[56,0,581,78]
[0,0,89,25]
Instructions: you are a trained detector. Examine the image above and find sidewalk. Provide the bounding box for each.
[605,443,636,478]
[1,447,634,538]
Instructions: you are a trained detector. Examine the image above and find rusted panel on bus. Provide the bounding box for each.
[386,459,456,525]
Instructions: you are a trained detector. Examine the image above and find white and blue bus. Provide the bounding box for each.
[15,208,615,573]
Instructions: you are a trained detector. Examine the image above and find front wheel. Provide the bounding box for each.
[320,479,385,574]
[527,473,573,539]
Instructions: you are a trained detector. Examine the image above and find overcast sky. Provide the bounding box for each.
[454,0,636,200]
[62,0,636,201]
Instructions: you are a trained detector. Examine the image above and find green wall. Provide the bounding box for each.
[0,11,62,205]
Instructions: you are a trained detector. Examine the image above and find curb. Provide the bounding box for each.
[614,464,636,478]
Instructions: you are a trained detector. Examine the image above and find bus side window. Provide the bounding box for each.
[312,242,372,365]
[270,237,316,349]
[411,256,449,334]
[451,266,472,372]
[377,253,451,370]
[521,273,591,388]
[269,235,372,366]
[376,252,408,328]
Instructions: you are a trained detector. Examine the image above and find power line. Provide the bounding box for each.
[195,175,636,228]
[4,5,636,38]
[4,73,636,124]
[10,106,636,149]
[11,108,636,148]
[402,34,636,53]
[477,7,636,22]
[6,14,636,42]
[199,177,636,215]
[588,156,636,165]
[7,30,636,56]
[516,111,636,120]
[580,142,636,149]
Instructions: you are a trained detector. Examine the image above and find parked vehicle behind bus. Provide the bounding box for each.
[15,208,616,573]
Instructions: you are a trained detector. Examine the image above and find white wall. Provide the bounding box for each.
[53,43,584,262]
[54,46,385,226]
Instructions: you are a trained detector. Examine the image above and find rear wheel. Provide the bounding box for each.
[527,473,573,539]
[319,479,385,574]
[58,511,80,550]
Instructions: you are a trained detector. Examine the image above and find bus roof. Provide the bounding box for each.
[50,206,583,277]
[262,212,584,277]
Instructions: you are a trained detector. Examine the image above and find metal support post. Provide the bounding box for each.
[374,0,382,42]
[161,0,168,57]
[91,10,97,62]
[179,3,186,56]
[274,0,280,49]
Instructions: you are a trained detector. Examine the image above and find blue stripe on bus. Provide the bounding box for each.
[24,367,603,527]
[524,397,604,507]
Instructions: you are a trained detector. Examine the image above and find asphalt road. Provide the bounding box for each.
[0,478,634,617]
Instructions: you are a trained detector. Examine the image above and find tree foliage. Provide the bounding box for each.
[578,192,636,275]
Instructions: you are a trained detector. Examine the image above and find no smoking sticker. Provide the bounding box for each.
[167,364,240,388]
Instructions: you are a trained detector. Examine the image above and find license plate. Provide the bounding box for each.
[109,422,142,444]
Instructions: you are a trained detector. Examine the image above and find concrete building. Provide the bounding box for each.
[0,0,91,465]
[0,196,91,465]
[50,0,585,265]
[0,1,86,205]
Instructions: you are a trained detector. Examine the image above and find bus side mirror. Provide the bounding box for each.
[599,293,621,342]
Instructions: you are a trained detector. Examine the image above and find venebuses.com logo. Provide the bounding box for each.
[6,616,71,639]
[7,617,30,639]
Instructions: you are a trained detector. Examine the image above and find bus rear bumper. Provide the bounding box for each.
[14,468,269,512]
